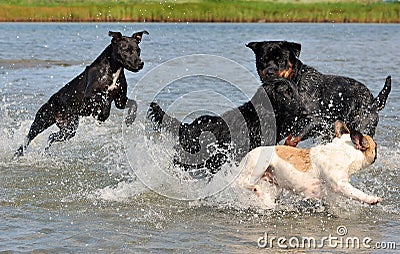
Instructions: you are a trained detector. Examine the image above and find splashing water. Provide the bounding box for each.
[1,23,399,252]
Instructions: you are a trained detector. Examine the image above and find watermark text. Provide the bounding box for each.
[257,226,397,250]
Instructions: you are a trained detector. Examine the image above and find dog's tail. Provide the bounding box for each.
[372,76,391,111]
[147,102,183,133]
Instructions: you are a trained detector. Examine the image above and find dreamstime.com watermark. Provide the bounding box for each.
[257,226,397,250]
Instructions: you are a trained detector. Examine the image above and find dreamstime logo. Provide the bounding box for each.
[336,225,347,236]
[257,225,397,250]
[122,54,276,200]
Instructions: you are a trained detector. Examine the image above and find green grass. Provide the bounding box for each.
[0,0,399,23]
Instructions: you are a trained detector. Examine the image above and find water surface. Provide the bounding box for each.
[0,23,399,252]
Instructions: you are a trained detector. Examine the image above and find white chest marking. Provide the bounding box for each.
[108,68,122,91]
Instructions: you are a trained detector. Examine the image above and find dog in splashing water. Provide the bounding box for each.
[238,120,382,205]
[15,30,148,157]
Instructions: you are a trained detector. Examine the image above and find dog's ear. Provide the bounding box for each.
[334,120,350,138]
[283,41,301,58]
[109,31,122,43]
[132,30,149,44]
[350,130,370,151]
[246,42,260,52]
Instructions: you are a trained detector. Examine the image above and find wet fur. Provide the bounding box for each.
[239,121,382,205]
[148,77,310,174]
[247,41,391,145]
[15,30,148,157]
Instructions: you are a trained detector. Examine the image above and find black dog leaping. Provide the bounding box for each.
[15,30,148,157]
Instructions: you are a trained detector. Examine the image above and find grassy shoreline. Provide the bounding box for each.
[1,1,399,23]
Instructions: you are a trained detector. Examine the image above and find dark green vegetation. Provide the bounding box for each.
[1,0,399,23]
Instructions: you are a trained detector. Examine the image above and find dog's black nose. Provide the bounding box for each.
[139,62,144,69]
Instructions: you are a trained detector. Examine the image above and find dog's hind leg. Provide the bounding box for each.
[46,115,79,150]
[14,102,57,157]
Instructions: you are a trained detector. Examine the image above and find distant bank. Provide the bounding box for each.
[1,1,399,23]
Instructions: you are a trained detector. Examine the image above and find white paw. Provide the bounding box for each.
[366,196,382,205]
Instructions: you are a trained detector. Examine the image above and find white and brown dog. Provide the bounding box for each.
[238,120,382,205]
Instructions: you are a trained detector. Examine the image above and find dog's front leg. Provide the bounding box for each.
[114,70,129,109]
[113,71,137,126]
[336,180,382,205]
[285,116,319,146]
[125,99,137,126]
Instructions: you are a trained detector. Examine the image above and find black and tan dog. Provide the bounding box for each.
[15,30,148,157]
[148,42,390,174]
[246,41,391,146]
